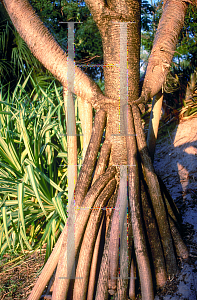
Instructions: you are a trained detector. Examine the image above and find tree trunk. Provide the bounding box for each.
[99,0,141,167]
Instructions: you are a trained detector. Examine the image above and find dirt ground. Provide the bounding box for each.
[0,250,46,299]
[0,117,197,300]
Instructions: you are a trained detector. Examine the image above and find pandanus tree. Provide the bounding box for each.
[2,0,194,299]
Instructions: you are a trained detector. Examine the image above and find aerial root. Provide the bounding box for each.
[52,166,116,300]
[168,214,189,260]
[125,104,154,300]
[132,103,178,278]
[32,104,188,300]
[141,179,167,288]
[107,185,122,295]
[92,138,111,184]
[72,178,117,300]
[158,175,182,225]
[129,244,136,300]
[86,215,105,300]
[75,109,107,207]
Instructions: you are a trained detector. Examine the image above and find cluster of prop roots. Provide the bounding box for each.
[28,104,189,300]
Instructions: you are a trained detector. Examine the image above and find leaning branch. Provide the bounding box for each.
[2,0,106,108]
[135,0,188,104]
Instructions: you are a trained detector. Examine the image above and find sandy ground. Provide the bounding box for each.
[153,117,197,300]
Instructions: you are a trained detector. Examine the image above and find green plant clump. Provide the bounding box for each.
[0,73,83,264]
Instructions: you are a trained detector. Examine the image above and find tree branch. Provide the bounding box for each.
[2,0,106,108]
[84,0,106,19]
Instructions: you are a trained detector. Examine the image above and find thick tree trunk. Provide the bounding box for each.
[89,1,141,298]
[95,0,141,167]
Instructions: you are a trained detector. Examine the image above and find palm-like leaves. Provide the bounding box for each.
[0,75,83,262]
[0,20,49,86]
[180,69,197,119]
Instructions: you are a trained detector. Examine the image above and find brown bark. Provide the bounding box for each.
[87,215,105,300]
[108,189,121,294]
[132,103,177,278]
[86,0,141,167]
[27,224,65,300]
[129,249,136,300]
[4,1,189,299]
[135,0,188,104]
[73,178,116,300]
[126,105,154,300]
[168,215,189,260]
[141,179,167,288]
[52,166,116,300]
[108,165,128,296]
[92,139,111,184]
[95,207,114,300]
[158,176,182,225]
[75,109,107,207]
[28,166,116,300]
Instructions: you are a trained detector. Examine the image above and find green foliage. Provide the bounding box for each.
[141,0,163,52]
[30,0,103,59]
[30,0,103,79]
[30,0,159,80]
[175,4,197,75]
[0,2,56,88]
[180,69,197,118]
[141,0,156,32]
[0,74,82,261]
[141,1,197,75]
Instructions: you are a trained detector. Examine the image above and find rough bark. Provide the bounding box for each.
[168,215,189,260]
[141,179,167,288]
[126,105,154,300]
[86,215,105,300]
[129,250,136,300]
[92,139,111,184]
[75,109,107,207]
[52,166,116,300]
[135,0,188,104]
[158,175,182,225]
[85,0,141,167]
[95,207,114,300]
[73,178,116,300]
[3,1,190,299]
[107,186,121,294]
[132,103,177,278]
[108,165,128,296]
